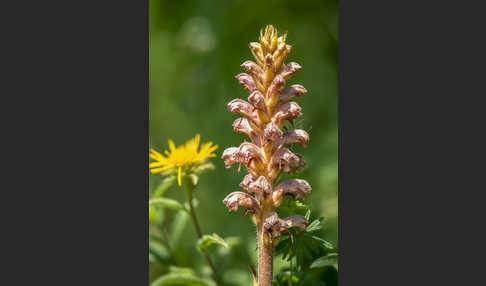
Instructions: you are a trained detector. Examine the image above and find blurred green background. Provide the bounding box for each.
[149,0,337,285]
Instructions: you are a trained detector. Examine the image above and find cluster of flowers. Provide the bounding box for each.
[222,25,311,242]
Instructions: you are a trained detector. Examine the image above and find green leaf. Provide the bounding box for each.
[310,253,338,268]
[152,176,176,198]
[305,209,311,220]
[149,206,157,224]
[305,217,324,233]
[150,197,185,212]
[149,241,170,262]
[197,233,229,253]
[170,211,190,247]
[150,272,213,286]
[311,235,334,249]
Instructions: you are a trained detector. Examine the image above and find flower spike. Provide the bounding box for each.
[222,25,311,286]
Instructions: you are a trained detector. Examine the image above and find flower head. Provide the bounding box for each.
[150,134,218,186]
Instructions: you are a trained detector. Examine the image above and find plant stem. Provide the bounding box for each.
[289,257,293,286]
[257,219,273,286]
[184,179,221,286]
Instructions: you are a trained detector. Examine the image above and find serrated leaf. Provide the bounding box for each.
[197,233,229,253]
[305,217,324,233]
[305,209,311,220]
[311,235,334,249]
[150,197,185,212]
[150,272,213,286]
[309,253,338,268]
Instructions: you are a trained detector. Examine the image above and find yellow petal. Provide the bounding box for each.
[168,139,176,152]
[149,161,166,168]
[177,166,182,186]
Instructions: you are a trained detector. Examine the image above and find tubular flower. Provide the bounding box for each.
[221,25,311,286]
[150,134,218,186]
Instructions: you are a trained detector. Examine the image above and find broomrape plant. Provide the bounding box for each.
[222,25,316,286]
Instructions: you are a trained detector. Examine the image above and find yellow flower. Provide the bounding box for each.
[149,134,218,186]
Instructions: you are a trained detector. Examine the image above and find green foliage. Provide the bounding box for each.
[197,233,229,253]
[309,253,338,269]
[151,266,215,286]
[150,197,186,212]
[152,177,176,199]
[149,241,171,263]
[275,211,334,267]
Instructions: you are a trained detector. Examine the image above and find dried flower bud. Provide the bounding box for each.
[235,73,257,92]
[248,90,266,110]
[233,117,262,145]
[241,61,263,79]
[271,148,306,173]
[273,179,311,200]
[279,85,307,102]
[227,99,254,117]
[280,215,308,231]
[275,129,309,148]
[222,147,239,168]
[263,122,283,141]
[239,173,256,190]
[247,176,272,201]
[263,212,282,238]
[272,102,302,126]
[235,142,264,165]
[223,191,260,212]
[279,62,301,79]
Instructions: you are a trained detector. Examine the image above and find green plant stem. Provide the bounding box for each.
[289,257,293,286]
[184,180,221,286]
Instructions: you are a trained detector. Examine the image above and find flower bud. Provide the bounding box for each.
[266,75,285,98]
[239,173,256,190]
[275,129,309,148]
[279,62,301,79]
[279,84,307,102]
[227,99,254,118]
[233,117,262,145]
[249,42,264,66]
[280,215,308,231]
[273,179,311,200]
[263,212,282,238]
[248,90,266,110]
[236,142,264,165]
[235,73,257,92]
[241,61,263,79]
[263,121,283,141]
[272,102,302,126]
[222,147,239,168]
[223,191,260,212]
[271,148,306,173]
[247,176,271,201]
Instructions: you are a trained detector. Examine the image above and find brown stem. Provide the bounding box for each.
[257,219,273,286]
[185,182,221,286]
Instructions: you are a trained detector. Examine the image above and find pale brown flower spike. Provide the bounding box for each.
[221,25,311,286]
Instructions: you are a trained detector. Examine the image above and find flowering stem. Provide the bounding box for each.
[257,214,274,286]
[184,178,221,286]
